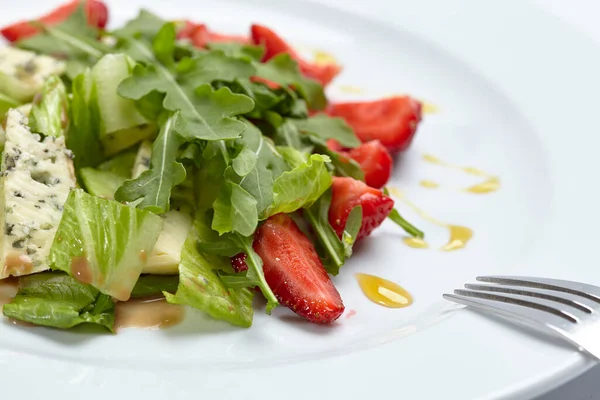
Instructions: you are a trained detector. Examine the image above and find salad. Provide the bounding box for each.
[0,0,424,331]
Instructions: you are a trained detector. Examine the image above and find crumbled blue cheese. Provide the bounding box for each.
[0,110,76,278]
[0,47,65,102]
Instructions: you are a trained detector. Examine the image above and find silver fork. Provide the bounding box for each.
[443,276,600,360]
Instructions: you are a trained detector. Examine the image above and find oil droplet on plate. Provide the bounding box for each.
[441,225,473,252]
[313,50,338,65]
[356,273,413,308]
[464,176,501,194]
[388,187,474,252]
[419,180,440,190]
[421,102,440,114]
[422,154,501,194]
[403,237,429,249]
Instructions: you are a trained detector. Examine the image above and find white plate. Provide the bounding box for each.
[1,1,599,399]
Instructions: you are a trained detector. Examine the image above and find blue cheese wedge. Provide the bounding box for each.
[132,141,192,274]
[0,110,76,278]
[0,47,65,103]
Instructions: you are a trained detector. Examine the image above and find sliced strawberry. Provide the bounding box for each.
[253,213,344,324]
[329,177,394,240]
[230,252,248,273]
[250,24,342,86]
[328,96,422,154]
[1,0,108,42]
[347,140,393,189]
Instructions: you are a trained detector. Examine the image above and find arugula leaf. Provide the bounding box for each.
[212,180,258,237]
[342,206,362,257]
[178,50,256,88]
[49,189,164,301]
[232,147,258,177]
[225,121,288,216]
[164,212,254,327]
[115,113,187,213]
[117,23,254,139]
[18,5,110,77]
[290,114,360,148]
[265,153,332,217]
[113,9,166,39]
[207,42,265,62]
[29,76,69,138]
[313,142,365,181]
[255,53,327,111]
[231,233,279,313]
[382,187,425,238]
[3,272,115,331]
[304,189,346,275]
[131,275,179,298]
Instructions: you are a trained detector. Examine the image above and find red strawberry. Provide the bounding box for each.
[1,0,108,42]
[328,96,422,154]
[178,22,249,47]
[253,213,344,324]
[329,177,394,239]
[230,252,248,273]
[250,24,342,86]
[347,140,393,189]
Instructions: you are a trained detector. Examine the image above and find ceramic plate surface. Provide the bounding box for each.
[1,1,599,399]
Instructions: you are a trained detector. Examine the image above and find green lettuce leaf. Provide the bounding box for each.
[113,9,166,40]
[290,114,360,148]
[117,23,254,140]
[212,180,258,237]
[177,50,256,88]
[80,168,127,199]
[131,275,179,298]
[0,92,21,121]
[49,189,163,301]
[68,68,105,169]
[265,153,332,217]
[255,53,326,111]
[164,212,254,327]
[18,5,110,78]
[207,42,265,62]
[313,142,365,181]
[115,113,187,213]
[3,272,114,331]
[29,76,69,138]
[342,206,362,257]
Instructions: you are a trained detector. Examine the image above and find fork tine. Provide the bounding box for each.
[465,283,595,313]
[477,276,600,303]
[444,289,579,331]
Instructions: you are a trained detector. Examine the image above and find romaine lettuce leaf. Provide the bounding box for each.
[3,272,114,331]
[49,189,163,301]
[80,168,126,199]
[29,76,69,138]
[165,212,254,327]
[0,92,21,120]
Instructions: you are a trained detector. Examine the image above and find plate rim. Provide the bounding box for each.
[1,0,600,399]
